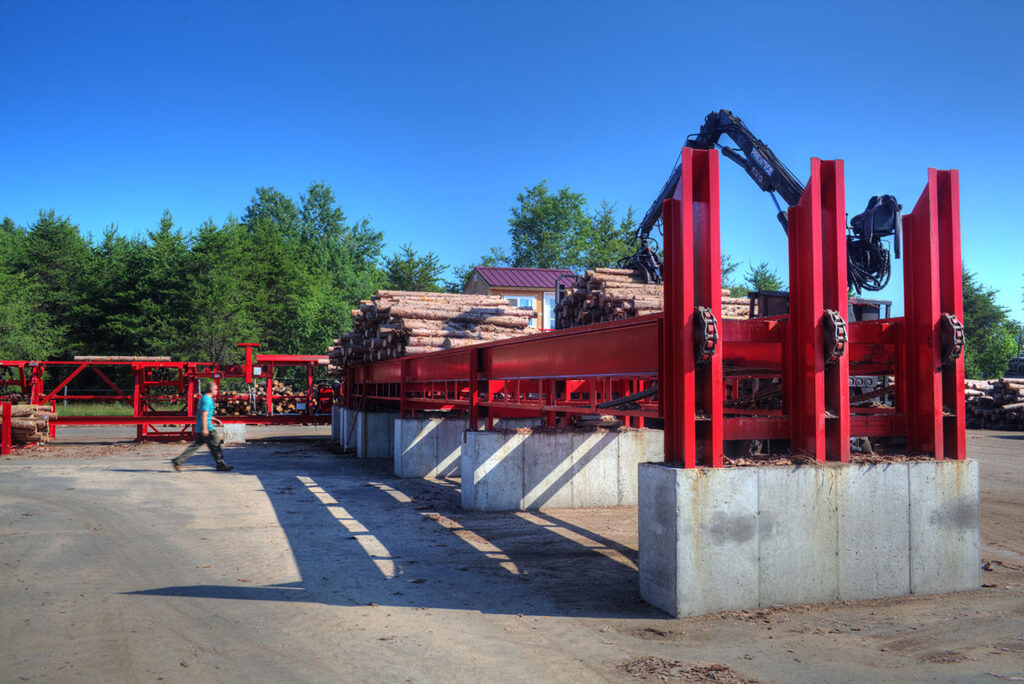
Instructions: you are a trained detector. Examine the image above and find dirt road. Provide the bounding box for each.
[1,427,1021,682]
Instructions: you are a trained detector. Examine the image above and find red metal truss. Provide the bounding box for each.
[341,158,965,468]
[0,343,332,443]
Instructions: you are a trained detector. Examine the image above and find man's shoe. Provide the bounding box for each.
[216,463,234,472]
[172,461,183,472]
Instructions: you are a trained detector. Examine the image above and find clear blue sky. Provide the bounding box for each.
[2,0,1022,320]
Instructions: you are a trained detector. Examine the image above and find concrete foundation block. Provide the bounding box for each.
[394,418,440,477]
[462,431,527,511]
[434,418,467,477]
[522,431,574,508]
[639,459,980,617]
[221,423,246,444]
[639,464,759,617]
[361,412,395,459]
[619,429,664,506]
[330,406,340,444]
[571,431,620,507]
[908,459,980,595]
[758,467,839,606]
[461,427,660,511]
[836,463,911,601]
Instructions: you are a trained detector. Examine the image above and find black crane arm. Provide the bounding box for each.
[626,109,901,292]
[687,109,805,230]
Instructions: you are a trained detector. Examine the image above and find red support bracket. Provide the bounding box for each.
[1,402,11,456]
[903,168,965,459]
[786,158,850,462]
[662,147,723,467]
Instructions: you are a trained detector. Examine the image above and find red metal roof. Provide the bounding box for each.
[472,266,577,289]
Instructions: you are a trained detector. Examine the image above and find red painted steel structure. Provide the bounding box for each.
[661,148,723,466]
[1,402,11,456]
[0,343,331,443]
[340,156,965,468]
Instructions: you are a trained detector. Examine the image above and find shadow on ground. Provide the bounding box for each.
[130,436,663,620]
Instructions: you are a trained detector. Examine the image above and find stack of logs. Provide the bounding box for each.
[329,291,537,370]
[5,404,54,445]
[555,267,752,329]
[215,381,304,415]
[965,378,1024,430]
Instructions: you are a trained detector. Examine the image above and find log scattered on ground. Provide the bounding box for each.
[966,378,1024,430]
[555,267,754,329]
[329,291,538,370]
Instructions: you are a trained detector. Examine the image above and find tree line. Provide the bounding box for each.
[1,179,1020,378]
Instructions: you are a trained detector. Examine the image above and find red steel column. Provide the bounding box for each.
[662,147,722,467]
[133,364,144,442]
[821,161,850,461]
[902,169,944,457]
[937,170,966,459]
[787,158,850,461]
[1,403,11,456]
[469,349,480,430]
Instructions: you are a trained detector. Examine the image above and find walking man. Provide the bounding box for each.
[172,383,233,472]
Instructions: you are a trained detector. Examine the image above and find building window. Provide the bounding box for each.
[504,296,536,327]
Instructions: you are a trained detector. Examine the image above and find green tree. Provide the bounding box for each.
[962,268,1017,379]
[507,181,634,272]
[184,218,259,363]
[0,266,64,360]
[383,243,447,292]
[722,253,748,297]
[11,211,97,357]
[508,181,588,269]
[744,261,785,292]
[574,201,636,272]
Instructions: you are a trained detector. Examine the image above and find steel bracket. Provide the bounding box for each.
[695,306,720,366]
[824,309,848,365]
[940,312,965,367]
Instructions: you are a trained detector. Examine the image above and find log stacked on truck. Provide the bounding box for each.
[6,404,54,445]
[965,378,1024,430]
[329,290,537,370]
[555,267,753,329]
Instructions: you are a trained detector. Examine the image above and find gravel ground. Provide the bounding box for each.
[1,426,1021,683]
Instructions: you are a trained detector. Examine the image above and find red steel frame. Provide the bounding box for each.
[0,343,332,443]
[341,155,965,467]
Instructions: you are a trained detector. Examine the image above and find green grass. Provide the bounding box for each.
[56,401,185,416]
[56,402,136,417]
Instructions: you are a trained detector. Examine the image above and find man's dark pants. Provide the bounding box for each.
[172,430,226,468]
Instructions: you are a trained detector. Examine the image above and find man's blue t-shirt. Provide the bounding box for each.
[196,394,215,432]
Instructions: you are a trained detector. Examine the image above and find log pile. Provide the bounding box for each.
[329,290,537,370]
[966,378,1024,430]
[555,268,753,329]
[215,381,305,415]
[5,404,54,445]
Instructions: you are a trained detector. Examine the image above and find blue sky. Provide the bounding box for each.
[1,0,1022,320]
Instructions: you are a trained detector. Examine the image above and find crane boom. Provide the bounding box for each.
[625,109,901,292]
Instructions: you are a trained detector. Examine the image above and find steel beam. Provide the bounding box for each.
[786,158,850,462]
[662,147,723,467]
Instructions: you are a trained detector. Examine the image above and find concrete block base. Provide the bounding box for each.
[394,416,542,478]
[638,460,980,617]
[334,408,397,459]
[461,428,663,510]
[221,423,246,444]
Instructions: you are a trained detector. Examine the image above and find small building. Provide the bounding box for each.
[462,266,577,330]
